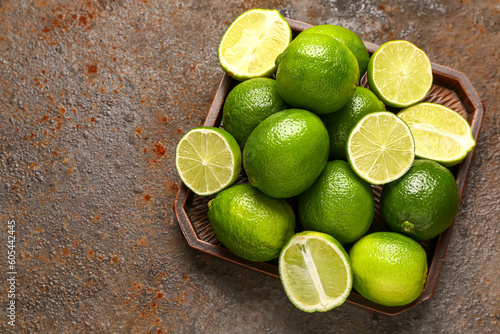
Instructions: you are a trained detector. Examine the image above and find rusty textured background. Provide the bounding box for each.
[0,0,498,333]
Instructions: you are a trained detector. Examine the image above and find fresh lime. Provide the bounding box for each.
[279,231,352,312]
[322,86,386,160]
[346,112,415,185]
[207,184,295,262]
[349,232,428,307]
[368,40,433,108]
[297,160,374,245]
[276,33,359,114]
[398,102,476,167]
[243,109,330,198]
[299,24,369,79]
[380,159,460,241]
[175,127,241,196]
[218,9,292,80]
[222,78,286,146]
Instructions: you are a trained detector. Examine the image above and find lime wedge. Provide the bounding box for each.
[398,102,476,166]
[368,40,433,108]
[347,112,415,185]
[218,9,292,81]
[175,127,242,196]
[279,231,352,313]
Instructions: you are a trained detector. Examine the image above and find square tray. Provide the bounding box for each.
[174,18,485,315]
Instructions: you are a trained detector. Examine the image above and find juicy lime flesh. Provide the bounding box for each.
[398,103,475,165]
[219,10,291,79]
[280,233,352,312]
[176,128,240,196]
[347,112,414,185]
[369,41,432,107]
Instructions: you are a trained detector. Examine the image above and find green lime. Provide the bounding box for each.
[218,9,292,80]
[299,24,369,79]
[243,109,330,198]
[276,33,359,114]
[368,40,433,108]
[207,184,295,262]
[175,127,241,196]
[346,112,415,185]
[222,78,287,146]
[380,159,460,241]
[279,231,352,312]
[398,103,476,167]
[297,160,374,245]
[349,232,428,307]
[322,86,385,160]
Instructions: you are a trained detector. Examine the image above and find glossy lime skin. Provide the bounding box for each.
[223,78,286,146]
[297,160,374,245]
[276,33,359,114]
[349,232,428,307]
[381,159,460,241]
[321,87,385,160]
[243,109,330,198]
[207,184,295,262]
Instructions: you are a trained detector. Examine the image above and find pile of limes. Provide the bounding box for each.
[175,9,476,312]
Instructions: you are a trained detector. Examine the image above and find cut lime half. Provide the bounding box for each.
[347,112,415,185]
[368,40,433,108]
[279,231,352,313]
[175,127,242,196]
[398,102,476,166]
[218,9,292,81]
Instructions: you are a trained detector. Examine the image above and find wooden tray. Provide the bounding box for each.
[174,18,485,316]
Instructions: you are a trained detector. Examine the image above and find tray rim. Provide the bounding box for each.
[173,17,485,316]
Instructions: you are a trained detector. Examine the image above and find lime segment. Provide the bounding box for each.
[347,112,415,185]
[218,9,292,80]
[279,231,352,312]
[175,127,242,196]
[398,102,475,166]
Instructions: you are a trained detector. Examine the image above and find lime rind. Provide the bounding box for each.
[218,9,292,81]
[175,127,242,196]
[279,231,353,312]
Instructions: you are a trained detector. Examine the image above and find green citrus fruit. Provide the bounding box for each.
[218,9,292,80]
[222,78,287,146]
[276,33,359,114]
[175,127,241,196]
[349,232,428,307]
[321,86,385,160]
[297,160,374,245]
[380,159,460,241]
[207,184,295,262]
[299,24,369,79]
[243,109,330,198]
[279,231,352,312]
[398,102,476,167]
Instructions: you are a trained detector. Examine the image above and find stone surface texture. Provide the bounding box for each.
[0,0,498,333]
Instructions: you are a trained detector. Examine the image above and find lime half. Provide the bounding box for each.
[175,127,242,196]
[368,40,433,108]
[398,102,476,166]
[218,9,292,81]
[347,112,415,185]
[279,231,352,312]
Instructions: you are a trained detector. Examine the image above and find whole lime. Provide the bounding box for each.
[276,33,359,114]
[381,159,459,241]
[321,86,385,160]
[299,24,369,78]
[297,160,374,244]
[222,78,287,146]
[207,184,295,262]
[349,232,428,307]
[243,109,330,198]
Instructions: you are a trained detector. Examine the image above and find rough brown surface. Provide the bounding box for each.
[0,0,498,333]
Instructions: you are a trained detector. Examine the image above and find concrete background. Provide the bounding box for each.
[0,0,498,333]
